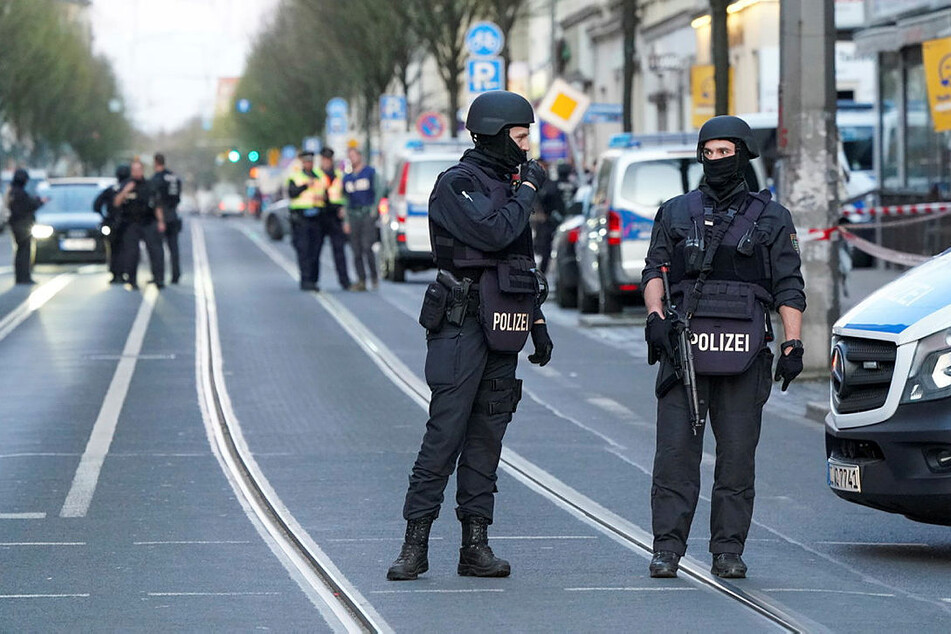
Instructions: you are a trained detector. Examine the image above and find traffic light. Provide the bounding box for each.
[228,149,241,163]
[248,150,260,162]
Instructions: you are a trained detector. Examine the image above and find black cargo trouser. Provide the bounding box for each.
[164,216,182,282]
[651,348,773,556]
[107,219,128,279]
[11,221,32,283]
[403,315,521,523]
[122,221,164,286]
[314,208,350,289]
[290,212,317,284]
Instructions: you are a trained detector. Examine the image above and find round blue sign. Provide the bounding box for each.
[236,98,251,114]
[416,111,447,139]
[465,21,504,58]
[326,97,348,117]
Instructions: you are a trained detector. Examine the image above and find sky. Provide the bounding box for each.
[90,0,280,134]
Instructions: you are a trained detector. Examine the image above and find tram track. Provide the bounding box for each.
[192,222,390,634]
[236,222,819,633]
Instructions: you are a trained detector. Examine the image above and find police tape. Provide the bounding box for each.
[843,201,951,219]
[838,229,931,267]
[800,204,951,244]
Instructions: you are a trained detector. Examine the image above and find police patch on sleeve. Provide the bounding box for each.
[790,233,800,254]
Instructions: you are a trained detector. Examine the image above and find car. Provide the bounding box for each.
[825,247,951,525]
[378,142,469,282]
[1,168,49,232]
[33,177,113,264]
[216,192,246,217]
[263,198,290,241]
[550,184,591,308]
[576,134,766,314]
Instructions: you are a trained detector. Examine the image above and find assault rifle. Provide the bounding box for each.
[660,263,704,436]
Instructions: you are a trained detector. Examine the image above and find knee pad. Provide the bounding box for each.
[472,378,523,415]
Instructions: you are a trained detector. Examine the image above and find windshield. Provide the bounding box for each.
[840,125,873,172]
[407,159,455,198]
[44,184,102,214]
[618,159,703,208]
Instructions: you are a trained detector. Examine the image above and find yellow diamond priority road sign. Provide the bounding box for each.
[537,79,590,133]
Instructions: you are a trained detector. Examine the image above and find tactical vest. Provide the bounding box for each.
[288,169,320,209]
[673,190,775,375]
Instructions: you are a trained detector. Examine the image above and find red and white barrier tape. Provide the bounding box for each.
[838,229,931,267]
[843,201,951,218]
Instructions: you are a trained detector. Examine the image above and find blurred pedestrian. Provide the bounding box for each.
[287,150,323,290]
[114,159,165,290]
[93,164,130,284]
[343,147,381,291]
[151,153,183,284]
[5,168,45,284]
[531,160,565,276]
[314,147,351,290]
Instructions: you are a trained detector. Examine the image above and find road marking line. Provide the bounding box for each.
[147,592,282,597]
[60,285,159,518]
[370,589,505,594]
[491,535,597,540]
[0,594,89,599]
[0,542,84,546]
[325,537,445,542]
[586,396,635,419]
[0,265,13,275]
[0,453,77,459]
[0,513,46,519]
[134,541,251,545]
[763,589,896,597]
[0,274,73,342]
[565,587,697,592]
[815,541,930,547]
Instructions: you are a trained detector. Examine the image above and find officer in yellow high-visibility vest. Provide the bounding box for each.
[312,147,352,290]
[287,150,324,290]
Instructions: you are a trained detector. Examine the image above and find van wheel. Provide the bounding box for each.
[265,215,283,241]
[578,278,598,314]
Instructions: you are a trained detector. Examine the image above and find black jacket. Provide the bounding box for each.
[6,185,43,225]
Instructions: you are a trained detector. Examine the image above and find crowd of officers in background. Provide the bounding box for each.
[94,153,182,289]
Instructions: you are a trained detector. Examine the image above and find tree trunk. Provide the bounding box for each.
[621,0,637,132]
[711,0,730,116]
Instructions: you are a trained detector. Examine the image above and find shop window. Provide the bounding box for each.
[879,51,901,190]
[903,46,951,195]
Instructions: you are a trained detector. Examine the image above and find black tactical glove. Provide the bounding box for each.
[519,160,548,191]
[645,312,675,362]
[527,322,553,366]
[774,340,804,391]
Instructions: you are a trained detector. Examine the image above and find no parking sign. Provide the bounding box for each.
[416,111,447,139]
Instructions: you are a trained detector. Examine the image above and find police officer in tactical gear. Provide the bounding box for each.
[5,168,46,284]
[387,90,553,581]
[642,115,805,579]
[115,158,165,290]
[93,164,131,284]
[151,153,183,284]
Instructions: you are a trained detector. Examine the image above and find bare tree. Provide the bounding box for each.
[478,0,530,70]
[620,0,639,132]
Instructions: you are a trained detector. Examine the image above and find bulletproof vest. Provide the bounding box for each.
[670,189,772,295]
[430,161,520,278]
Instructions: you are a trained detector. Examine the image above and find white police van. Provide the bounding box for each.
[826,248,951,525]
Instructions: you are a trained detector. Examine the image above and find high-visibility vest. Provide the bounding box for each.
[317,168,346,206]
[288,169,321,209]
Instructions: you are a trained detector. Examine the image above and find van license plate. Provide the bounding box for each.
[827,460,861,493]
[60,238,96,251]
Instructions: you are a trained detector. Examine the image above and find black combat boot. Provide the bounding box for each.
[711,553,748,579]
[386,516,434,581]
[649,551,680,578]
[458,516,510,577]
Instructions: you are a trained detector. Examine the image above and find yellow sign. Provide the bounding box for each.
[922,36,951,132]
[537,78,591,133]
[691,65,734,129]
[267,147,280,167]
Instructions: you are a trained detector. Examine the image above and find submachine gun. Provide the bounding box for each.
[658,262,704,436]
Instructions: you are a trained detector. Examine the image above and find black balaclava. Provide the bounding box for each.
[473,126,528,172]
[701,140,749,196]
[115,165,131,181]
[11,168,28,187]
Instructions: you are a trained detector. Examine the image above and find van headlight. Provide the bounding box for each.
[902,328,951,403]
[100,225,111,236]
[31,224,54,239]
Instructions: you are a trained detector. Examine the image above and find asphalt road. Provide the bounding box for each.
[0,218,947,632]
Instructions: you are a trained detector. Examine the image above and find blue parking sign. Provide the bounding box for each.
[380,95,407,121]
[468,57,504,93]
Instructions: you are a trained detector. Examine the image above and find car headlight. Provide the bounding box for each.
[31,224,54,239]
[100,225,111,236]
[902,328,951,403]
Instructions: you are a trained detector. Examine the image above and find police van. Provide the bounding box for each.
[576,134,766,314]
[826,248,951,525]
[378,140,471,282]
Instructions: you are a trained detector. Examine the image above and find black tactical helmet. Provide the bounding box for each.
[115,164,131,181]
[696,115,759,162]
[466,91,535,136]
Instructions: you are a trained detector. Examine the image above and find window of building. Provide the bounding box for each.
[879,51,901,190]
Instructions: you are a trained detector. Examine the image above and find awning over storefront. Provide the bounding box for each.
[856,7,951,54]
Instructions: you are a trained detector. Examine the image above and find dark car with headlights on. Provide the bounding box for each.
[826,247,951,525]
[550,184,590,308]
[33,177,113,264]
